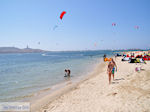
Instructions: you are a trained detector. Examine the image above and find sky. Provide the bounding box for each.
[0,0,150,51]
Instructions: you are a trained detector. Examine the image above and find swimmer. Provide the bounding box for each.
[64,69,71,77]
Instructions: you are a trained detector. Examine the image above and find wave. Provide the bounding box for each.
[41,53,84,57]
[41,54,62,57]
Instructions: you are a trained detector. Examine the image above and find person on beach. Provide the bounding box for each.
[115,54,117,60]
[103,54,106,61]
[111,58,117,80]
[107,61,113,84]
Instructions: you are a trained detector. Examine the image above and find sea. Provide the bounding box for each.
[0,50,114,102]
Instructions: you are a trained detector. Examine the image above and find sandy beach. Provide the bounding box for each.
[1,1,150,112]
[33,53,150,112]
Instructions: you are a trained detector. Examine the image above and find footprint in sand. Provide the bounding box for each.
[112,82,119,84]
[115,78,125,81]
[107,92,117,96]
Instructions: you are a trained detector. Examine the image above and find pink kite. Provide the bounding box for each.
[112,23,116,26]
[134,26,139,29]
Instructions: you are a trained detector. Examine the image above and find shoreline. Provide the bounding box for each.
[31,58,106,112]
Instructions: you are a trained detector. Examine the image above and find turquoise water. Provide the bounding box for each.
[0,51,113,102]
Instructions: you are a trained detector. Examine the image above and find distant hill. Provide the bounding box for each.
[0,47,47,53]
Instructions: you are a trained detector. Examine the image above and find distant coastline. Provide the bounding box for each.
[0,47,148,54]
[0,47,47,54]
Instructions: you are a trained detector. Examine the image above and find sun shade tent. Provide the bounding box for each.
[143,56,150,61]
[129,58,145,63]
[122,57,130,61]
[136,55,143,58]
[116,53,122,56]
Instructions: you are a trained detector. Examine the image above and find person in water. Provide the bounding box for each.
[67,69,71,77]
[111,58,117,80]
[64,69,71,77]
[64,69,68,77]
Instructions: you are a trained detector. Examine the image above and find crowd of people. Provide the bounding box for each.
[64,51,149,84]
[105,51,150,84]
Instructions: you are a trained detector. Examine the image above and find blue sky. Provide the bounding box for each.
[0,0,150,51]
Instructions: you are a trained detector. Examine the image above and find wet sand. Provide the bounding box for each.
[33,55,150,112]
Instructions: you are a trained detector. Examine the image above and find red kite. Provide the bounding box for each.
[60,11,66,20]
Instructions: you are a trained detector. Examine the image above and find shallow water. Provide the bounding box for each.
[0,50,113,102]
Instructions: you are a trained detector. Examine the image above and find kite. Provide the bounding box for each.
[60,11,66,20]
[52,11,66,31]
[94,43,97,47]
[134,26,139,29]
[112,23,116,26]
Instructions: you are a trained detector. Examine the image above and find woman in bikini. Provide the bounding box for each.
[107,61,114,84]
